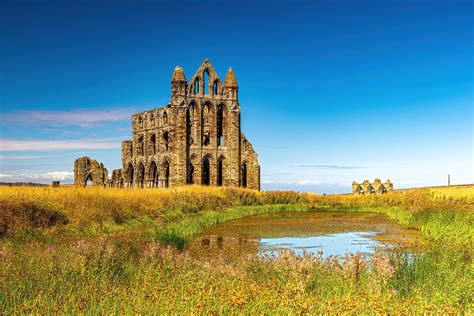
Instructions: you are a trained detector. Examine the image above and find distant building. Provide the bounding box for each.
[74,59,260,190]
[352,179,393,195]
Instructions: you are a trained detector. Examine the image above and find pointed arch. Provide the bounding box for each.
[162,111,168,125]
[187,154,198,185]
[149,133,156,155]
[163,131,169,151]
[202,156,211,186]
[194,77,200,94]
[148,160,158,188]
[125,162,134,188]
[241,162,247,188]
[137,161,145,188]
[203,69,210,95]
[217,103,226,146]
[202,102,212,146]
[213,79,219,96]
[161,157,171,188]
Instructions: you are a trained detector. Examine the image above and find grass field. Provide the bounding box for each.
[1,185,472,313]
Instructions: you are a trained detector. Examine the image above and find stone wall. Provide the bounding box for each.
[74,59,260,190]
[73,156,108,187]
[352,179,393,195]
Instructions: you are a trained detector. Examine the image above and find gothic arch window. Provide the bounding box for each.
[163,132,169,151]
[163,111,168,125]
[241,163,247,188]
[149,134,156,155]
[85,173,93,186]
[139,117,143,128]
[213,80,219,96]
[126,163,134,188]
[202,157,210,185]
[162,160,170,188]
[203,70,209,95]
[138,135,144,156]
[149,161,158,188]
[217,158,224,186]
[194,77,200,94]
[187,162,194,184]
[217,104,224,146]
[202,103,211,146]
[137,162,145,188]
[150,112,155,126]
[243,140,247,152]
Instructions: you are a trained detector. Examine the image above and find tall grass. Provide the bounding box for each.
[0,185,472,313]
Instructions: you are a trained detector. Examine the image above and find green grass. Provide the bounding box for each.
[0,186,472,313]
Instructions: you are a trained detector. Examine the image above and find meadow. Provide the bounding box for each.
[0,185,472,313]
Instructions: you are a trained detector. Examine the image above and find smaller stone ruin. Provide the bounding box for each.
[74,156,108,187]
[352,179,393,195]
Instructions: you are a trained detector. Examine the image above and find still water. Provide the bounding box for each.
[190,211,422,258]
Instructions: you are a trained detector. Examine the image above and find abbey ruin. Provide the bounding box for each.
[74,59,260,190]
[352,179,393,195]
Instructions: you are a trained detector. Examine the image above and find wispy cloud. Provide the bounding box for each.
[292,164,367,170]
[0,154,59,160]
[0,171,74,183]
[1,108,136,127]
[0,138,122,151]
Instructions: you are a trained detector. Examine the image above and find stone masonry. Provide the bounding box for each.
[74,59,260,190]
[352,179,393,195]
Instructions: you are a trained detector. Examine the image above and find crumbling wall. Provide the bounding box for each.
[74,156,108,187]
[352,179,393,195]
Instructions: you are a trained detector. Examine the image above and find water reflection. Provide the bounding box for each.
[260,232,381,257]
[189,211,423,259]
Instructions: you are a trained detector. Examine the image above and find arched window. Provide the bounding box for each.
[163,160,170,188]
[149,134,156,155]
[138,135,144,156]
[243,140,247,152]
[163,132,169,151]
[202,157,210,185]
[149,161,158,188]
[217,159,223,186]
[202,104,210,146]
[187,162,194,184]
[137,162,145,188]
[217,104,224,146]
[213,80,219,96]
[163,112,168,125]
[126,163,134,188]
[85,174,93,186]
[241,163,247,188]
[203,70,209,95]
[150,112,154,126]
[139,117,143,128]
[194,78,199,94]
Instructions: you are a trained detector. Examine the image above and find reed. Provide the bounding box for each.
[0,185,472,313]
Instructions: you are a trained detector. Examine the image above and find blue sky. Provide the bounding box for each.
[1,0,472,193]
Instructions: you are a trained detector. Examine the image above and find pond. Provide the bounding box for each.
[189,211,423,258]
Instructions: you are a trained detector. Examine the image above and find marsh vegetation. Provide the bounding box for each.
[0,186,472,313]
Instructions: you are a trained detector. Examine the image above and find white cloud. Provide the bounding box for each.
[0,138,121,152]
[1,108,136,127]
[0,154,59,160]
[0,171,74,183]
[262,180,274,184]
[287,180,322,186]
